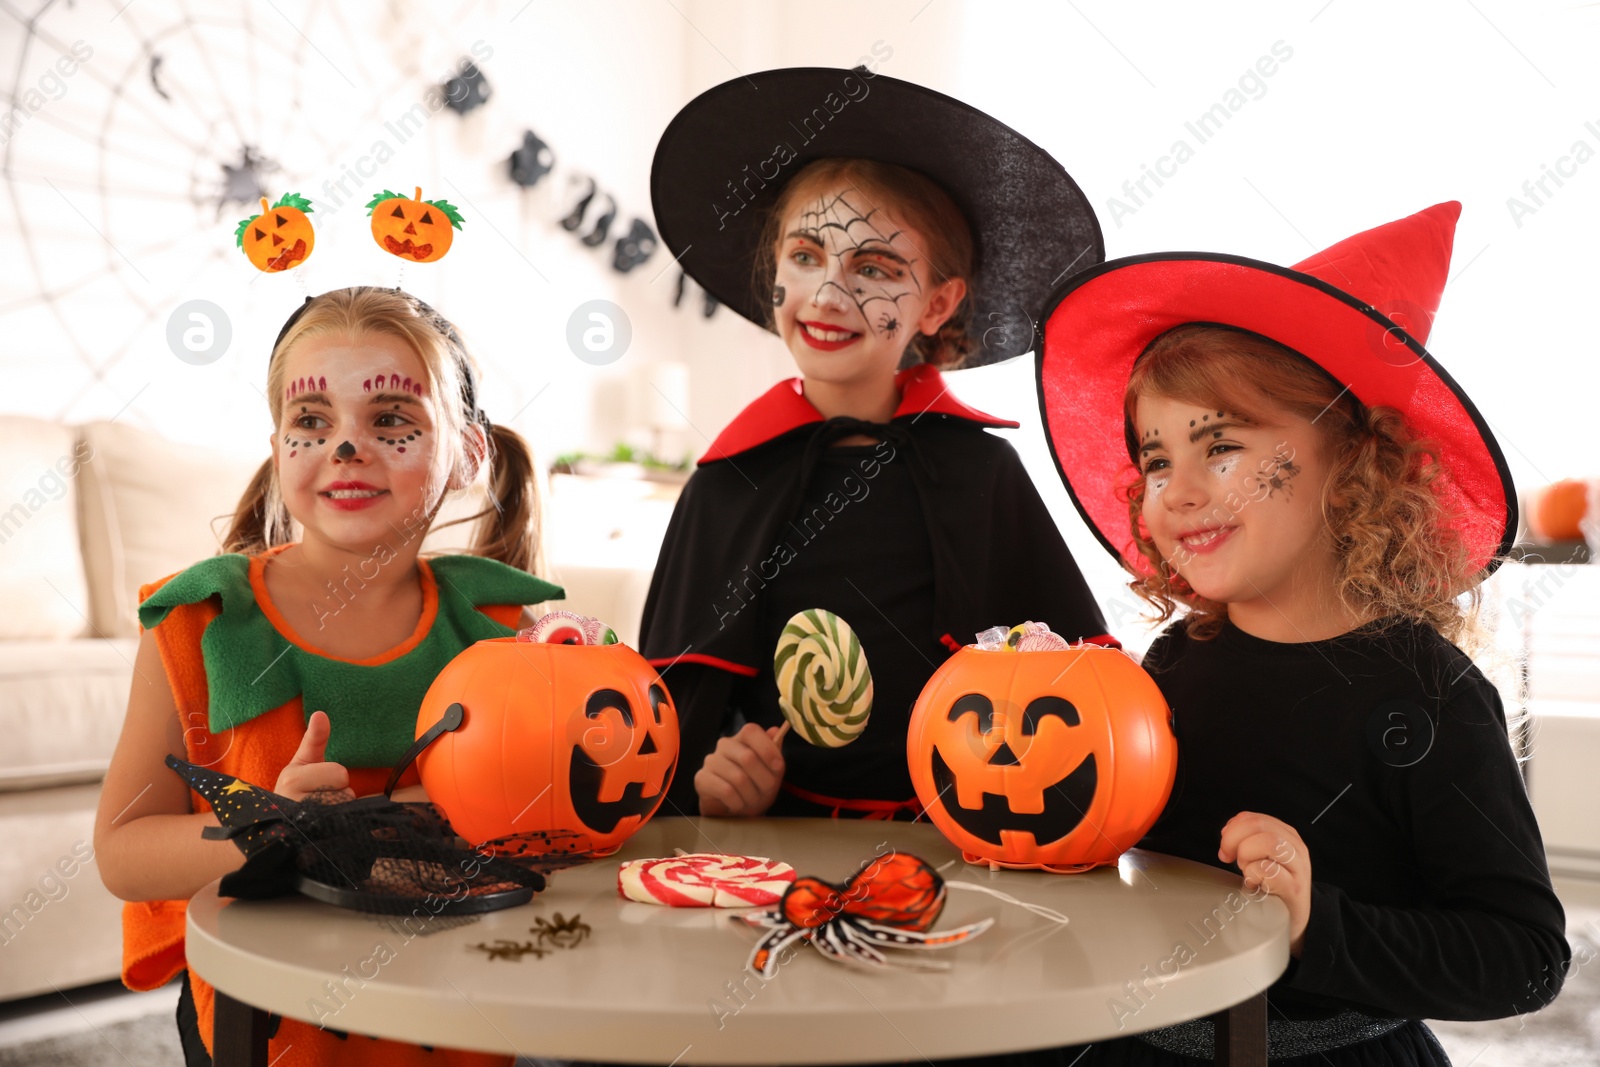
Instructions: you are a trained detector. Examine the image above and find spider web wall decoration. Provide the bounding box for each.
[0,0,477,426]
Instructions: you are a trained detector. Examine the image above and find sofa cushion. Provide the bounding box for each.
[0,416,92,640]
[0,783,125,998]
[0,638,138,791]
[77,420,264,638]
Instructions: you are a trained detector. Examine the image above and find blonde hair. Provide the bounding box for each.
[223,287,545,576]
[1122,324,1481,646]
[757,158,975,370]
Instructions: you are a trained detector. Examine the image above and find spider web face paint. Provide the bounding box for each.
[793,191,923,340]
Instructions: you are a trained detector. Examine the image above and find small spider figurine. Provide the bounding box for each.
[532,911,591,950]
[470,939,547,962]
[735,851,991,977]
[469,913,592,962]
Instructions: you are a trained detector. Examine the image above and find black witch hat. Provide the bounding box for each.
[170,756,592,915]
[651,66,1103,365]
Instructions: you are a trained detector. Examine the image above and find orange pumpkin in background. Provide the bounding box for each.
[908,644,1176,872]
[414,638,678,854]
[367,186,464,263]
[235,193,314,272]
[1527,479,1590,542]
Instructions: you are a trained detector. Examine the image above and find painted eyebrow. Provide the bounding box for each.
[1138,438,1166,456]
[290,391,331,406]
[1189,420,1245,444]
[369,392,420,405]
[782,230,908,263]
[848,241,910,266]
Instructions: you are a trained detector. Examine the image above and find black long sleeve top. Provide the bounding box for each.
[1137,618,1570,1022]
[639,369,1113,816]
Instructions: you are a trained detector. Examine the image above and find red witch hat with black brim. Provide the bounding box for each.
[651,66,1102,366]
[1037,201,1516,583]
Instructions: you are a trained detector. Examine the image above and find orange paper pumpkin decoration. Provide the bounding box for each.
[414,637,679,854]
[367,187,464,263]
[908,645,1176,872]
[234,193,315,272]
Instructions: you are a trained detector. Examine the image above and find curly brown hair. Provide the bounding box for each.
[1122,324,1481,645]
[754,158,975,370]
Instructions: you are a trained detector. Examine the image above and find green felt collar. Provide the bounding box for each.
[139,552,563,768]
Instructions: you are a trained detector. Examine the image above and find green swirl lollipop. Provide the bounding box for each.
[774,609,873,747]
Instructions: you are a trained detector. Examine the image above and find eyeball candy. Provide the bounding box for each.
[518,611,618,646]
[1006,621,1070,652]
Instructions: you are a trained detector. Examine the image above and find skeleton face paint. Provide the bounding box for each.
[273,332,445,553]
[771,181,958,387]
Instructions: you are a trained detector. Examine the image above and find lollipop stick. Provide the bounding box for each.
[774,721,792,742]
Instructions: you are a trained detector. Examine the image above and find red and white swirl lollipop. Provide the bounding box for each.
[618,852,796,908]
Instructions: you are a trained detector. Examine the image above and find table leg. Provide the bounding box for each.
[1210,992,1267,1067]
[212,989,271,1067]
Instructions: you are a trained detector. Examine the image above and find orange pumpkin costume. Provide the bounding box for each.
[121,544,561,1066]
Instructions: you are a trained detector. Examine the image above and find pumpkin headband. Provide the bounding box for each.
[234,187,464,273]
[237,188,486,428]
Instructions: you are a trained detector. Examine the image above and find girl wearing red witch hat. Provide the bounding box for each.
[1035,204,1569,1064]
[642,67,1115,821]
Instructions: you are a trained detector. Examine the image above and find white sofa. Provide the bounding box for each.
[0,415,672,1001]
[1,416,229,1001]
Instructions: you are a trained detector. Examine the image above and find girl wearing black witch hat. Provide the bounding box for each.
[640,66,1114,820]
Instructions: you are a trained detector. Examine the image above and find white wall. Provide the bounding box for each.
[0,0,967,468]
[0,0,704,469]
[3,0,1592,648]
[942,0,1595,520]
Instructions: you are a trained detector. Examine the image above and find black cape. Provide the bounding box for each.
[639,365,1114,815]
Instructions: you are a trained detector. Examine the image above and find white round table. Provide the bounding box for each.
[187,816,1288,1065]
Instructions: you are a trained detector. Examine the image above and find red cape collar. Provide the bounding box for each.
[699,364,1019,464]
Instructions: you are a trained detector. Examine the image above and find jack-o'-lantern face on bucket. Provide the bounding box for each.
[415,639,679,855]
[931,692,1098,847]
[566,683,677,836]
[908,645,1176,871]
